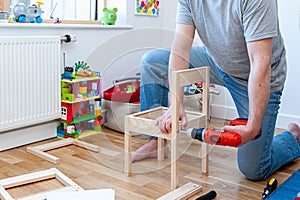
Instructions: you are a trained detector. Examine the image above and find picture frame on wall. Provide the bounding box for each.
[135,0,160,16]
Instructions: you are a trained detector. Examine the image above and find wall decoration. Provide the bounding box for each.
[135,0,160,16]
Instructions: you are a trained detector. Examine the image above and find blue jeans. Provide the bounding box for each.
[140,46,300,180]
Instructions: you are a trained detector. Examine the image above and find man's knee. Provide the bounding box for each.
[141,50,156,65]
[238,162,268,181]
[141,48,170,66]
[140,49,169,81]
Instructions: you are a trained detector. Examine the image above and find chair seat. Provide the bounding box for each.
[126,106,206,140]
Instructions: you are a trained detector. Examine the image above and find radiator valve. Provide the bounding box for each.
[61,34,77,43]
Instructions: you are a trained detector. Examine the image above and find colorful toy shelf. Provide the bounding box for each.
[61,76,101,83]
[71,114,98,124]
[61,96,101,104]
[57,66,102,139]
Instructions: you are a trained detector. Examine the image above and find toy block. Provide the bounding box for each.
[62,93,74,102]
[80,87,87,94]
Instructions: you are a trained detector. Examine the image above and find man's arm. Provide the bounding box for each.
[156,23,195,133]
[169,24,195,73]
[224,38,272,145]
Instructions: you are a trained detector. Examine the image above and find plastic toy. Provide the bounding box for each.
[59,102,100,138]
[59,61,102,139]
[74,60,90,72]
[62,66,74,81]
[62,61,100,81]
[11,0,44,23]
[100,7,118,25]
[74,60,93,77]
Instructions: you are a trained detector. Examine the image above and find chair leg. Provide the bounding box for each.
[201,143,209,174]
[170,136,179,190]
[157,137,164,161]
[124,130,132,176]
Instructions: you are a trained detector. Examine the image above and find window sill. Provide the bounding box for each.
[0,21,133,30]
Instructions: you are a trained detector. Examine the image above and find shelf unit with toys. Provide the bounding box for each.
[57,62,102,139]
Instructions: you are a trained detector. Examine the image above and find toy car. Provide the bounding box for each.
[12,1,44,23]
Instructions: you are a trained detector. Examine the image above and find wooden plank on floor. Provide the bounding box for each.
[157,182,202,200]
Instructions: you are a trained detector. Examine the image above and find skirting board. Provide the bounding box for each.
[0,121,59,152]
[0,168,83,200]
[276,113,300,129]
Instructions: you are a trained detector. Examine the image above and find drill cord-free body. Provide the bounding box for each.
[185,127,242,147]
[182,118,260,147]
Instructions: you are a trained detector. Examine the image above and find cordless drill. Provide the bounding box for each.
[182,118,260,147]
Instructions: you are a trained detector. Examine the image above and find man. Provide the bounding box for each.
[132,0,300,180]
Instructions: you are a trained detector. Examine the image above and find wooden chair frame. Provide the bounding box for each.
[27,138,100,164]
[0,168,83,200]
[124,67,210,190]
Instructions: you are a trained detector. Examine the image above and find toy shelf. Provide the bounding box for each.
[71,114,98,124]
[61,95,101,104]
[61,76,101,83]
[57,70,102,139]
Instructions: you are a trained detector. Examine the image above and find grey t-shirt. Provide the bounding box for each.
[176,0,286,92]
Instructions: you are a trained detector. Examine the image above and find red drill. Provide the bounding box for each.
[183,118,260,147]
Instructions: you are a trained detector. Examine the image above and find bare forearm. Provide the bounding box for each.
[246,38,272,138]
[168,50,190,105]
[168,24,195,105]
[247,64,270,136]
[224,38,273,144]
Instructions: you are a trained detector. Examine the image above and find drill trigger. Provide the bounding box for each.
[210,135,220,143]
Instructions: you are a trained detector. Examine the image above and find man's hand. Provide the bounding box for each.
[155,105,188,134]
[223,124,260,146]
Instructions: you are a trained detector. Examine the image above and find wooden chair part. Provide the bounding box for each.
[27,138,100,164]
[0,168,83,200]
[124,67,210,190]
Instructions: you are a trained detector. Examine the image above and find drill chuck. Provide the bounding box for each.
[186,128,205,142]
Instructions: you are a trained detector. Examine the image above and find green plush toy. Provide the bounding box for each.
[100,7,118,25]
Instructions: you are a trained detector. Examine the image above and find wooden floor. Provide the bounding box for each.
[0,118,299,200]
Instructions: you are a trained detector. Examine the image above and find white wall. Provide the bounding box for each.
[275,0,300,128]
[0,0,299,150]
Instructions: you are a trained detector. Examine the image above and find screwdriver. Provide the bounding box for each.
[262,177,278,199]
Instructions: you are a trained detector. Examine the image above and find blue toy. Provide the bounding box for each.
[12,0,44,23]
[62,66,74,81]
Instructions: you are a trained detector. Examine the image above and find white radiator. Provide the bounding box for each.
[0,36,61,132]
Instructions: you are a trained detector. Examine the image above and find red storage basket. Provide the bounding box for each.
[103,77,140,103]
